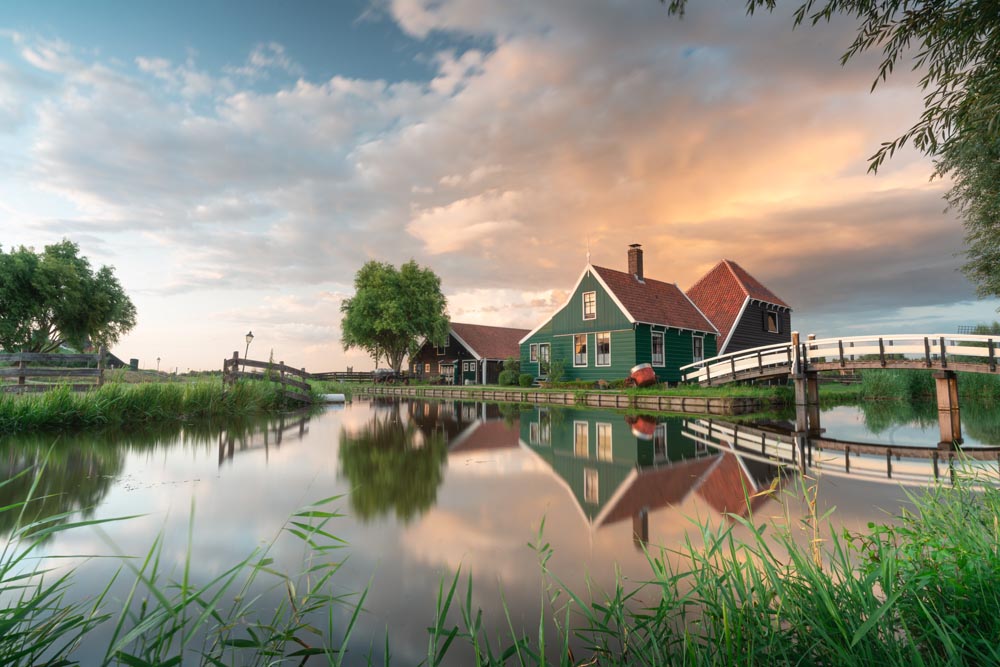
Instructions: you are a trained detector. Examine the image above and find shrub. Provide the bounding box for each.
[547,359,566,384]
[503,356,520,374]
[518,373,534,387]
[498,370,518,386]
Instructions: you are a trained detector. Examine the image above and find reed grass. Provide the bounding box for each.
[4,460,1000,665]
[0,381,292,435]
[859,368,1000,403]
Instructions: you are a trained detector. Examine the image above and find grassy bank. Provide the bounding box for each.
[0,380,292,434]
[860,368,1000,403]
[4,464,1000,665]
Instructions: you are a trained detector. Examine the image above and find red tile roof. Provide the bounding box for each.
[693,453,773,518]
[591,266,717,333]
[686,260,790,350]
[451,322,530,360]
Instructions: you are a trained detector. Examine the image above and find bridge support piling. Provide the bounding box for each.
[934,370,962,448]
[794,371,821,433]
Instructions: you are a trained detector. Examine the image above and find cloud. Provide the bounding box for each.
[3,1,993,369]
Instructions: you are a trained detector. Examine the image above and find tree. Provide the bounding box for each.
[0,240,137,353]
[665,0,1000,299]
[340,260,449,372]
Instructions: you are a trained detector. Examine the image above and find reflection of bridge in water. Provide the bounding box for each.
[683,418,1000,488]
[217,410,312,466]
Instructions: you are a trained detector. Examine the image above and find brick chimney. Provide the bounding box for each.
[628,243,644,282]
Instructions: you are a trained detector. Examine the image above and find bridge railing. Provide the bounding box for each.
[680,341,793,384]
[682,333,999,383]
[803,333,998,370]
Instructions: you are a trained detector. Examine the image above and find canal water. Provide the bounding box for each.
[2,397,997,663]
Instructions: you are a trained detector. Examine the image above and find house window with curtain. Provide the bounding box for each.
[597,423,612,461]
[584,469,599,504]
[652,331,665,366]
[582,291,596,320]
[692,335,704,362]
[596,332,610,366]
[574,421,589,457]
[530,344,538,362]
[574,334,588,367]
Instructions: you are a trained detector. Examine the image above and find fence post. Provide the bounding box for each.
[280,361,286,401]
[97,345,106,386]
[229,351,239,387]
[17,350,25,389]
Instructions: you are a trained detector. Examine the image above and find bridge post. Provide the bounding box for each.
[934,370,962,448]
[791,332,822,434]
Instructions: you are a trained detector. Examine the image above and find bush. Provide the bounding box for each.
[518,374,534,387]
[503,356,520,374]
[547,359,566,384]
[498,370,518,386]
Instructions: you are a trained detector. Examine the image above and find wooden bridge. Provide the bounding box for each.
[680,333,999,386]
[680,332,1000,448]
[222,351,312,404]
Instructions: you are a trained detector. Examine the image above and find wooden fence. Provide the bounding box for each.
[222,352,312,404]
[311,371,376,382]
[0,347,106,394]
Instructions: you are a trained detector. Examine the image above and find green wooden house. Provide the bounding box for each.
[519,244,719,383]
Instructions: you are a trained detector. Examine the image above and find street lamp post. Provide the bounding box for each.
[245,331,254,359]
[156,357,161,372]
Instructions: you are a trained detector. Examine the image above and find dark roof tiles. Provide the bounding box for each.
[591,265,717,333]
[451,322,530,360]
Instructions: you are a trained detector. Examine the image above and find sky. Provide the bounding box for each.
[1,0,996,372]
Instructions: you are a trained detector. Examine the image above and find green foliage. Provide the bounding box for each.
[498,370,519,386]
[546,359,566,384]
[0,381,289,434]
[518,373,534,387]
[972,321,1000,335]
[0,240,137,353]
[340,260,449,373]
[665,0,1000,299]
[502,356,520,374]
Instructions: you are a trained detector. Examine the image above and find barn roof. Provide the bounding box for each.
[451,322,530,360]
[591,265,717,333]
[686,260,790,350]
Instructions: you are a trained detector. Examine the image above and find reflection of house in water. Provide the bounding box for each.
[518,407,779,544]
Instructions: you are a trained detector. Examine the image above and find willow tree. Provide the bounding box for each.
[0,240,137,353]
[666,0,1000,300]
[340,260,449,372]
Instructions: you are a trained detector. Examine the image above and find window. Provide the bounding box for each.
[530,344,538,362]
[436,344,446,355]
[765,311,780,333]
[654,424,667,460]
[651,331,665,366]
[574,334,588,367]
[596,332,611,366]
[539,412,551,445]
[597,423,613,461]
[692,335,704,362]
[574,421,589,457]
[424,363,431,373]
[529,422,540,445]
[584,469,599,504]
[582,291,596,320]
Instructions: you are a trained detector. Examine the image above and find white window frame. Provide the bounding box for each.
[574,421,589,458]
[654,423,668,460]
[436,344,446,356]
[424,363,431,373]
[597,422,613,461]
[582,291,597,320]
[595,331,611,367]
[529,422,540,445]
[573,333,588,367]
[539,343,550,363]
[692,335,704,363]
[584,468,599,504]
[651,331,665,367]
[529,343,538,362]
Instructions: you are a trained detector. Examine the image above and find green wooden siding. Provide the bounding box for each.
[550,271,632,333]
[634,326,718,383]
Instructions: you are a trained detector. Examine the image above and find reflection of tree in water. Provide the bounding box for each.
[339,403,448,523]
[860,400,936,435]
[0,414,304,541]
